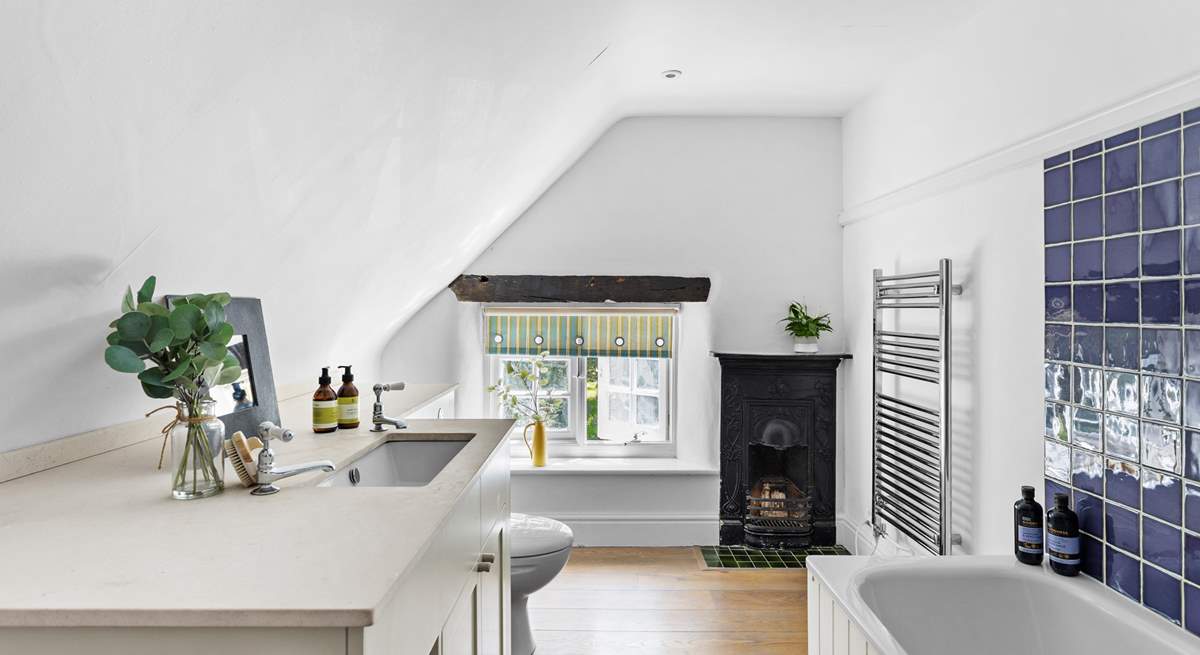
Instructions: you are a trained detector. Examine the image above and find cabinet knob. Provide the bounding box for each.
[476,562,493,573]
[480,553,496,563]
[348,468,361,486]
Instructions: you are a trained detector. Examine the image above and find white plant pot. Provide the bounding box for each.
[793,337,819,353]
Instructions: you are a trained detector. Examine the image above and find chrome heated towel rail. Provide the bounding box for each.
[871,258,961,555]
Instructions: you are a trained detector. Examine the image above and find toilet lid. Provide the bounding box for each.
[510,513,573,558]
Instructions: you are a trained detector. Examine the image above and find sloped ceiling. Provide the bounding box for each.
[0,0,983,450]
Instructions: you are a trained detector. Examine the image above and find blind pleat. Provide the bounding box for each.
[485,311,674,358]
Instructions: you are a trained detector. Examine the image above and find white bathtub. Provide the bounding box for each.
[807,555,1197,655]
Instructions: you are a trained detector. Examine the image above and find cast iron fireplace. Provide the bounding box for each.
[715,352,848,548]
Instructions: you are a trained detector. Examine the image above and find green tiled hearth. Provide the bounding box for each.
[697,545,850,569]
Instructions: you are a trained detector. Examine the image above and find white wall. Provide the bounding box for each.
[838,0,1200,554]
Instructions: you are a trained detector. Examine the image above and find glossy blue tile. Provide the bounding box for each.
[1143,229,1181,277]
[1046,285,1072,322]
[1045,324,1071,361]
[1081,534,1104,581]
[1045,204,1072,243]
[1045,478,1071,508]
[1107,128,1140,149]
[1074,141,1102,159]
[1107,547,1141,601]
[1106,502,1141,554]
[1187,533,1200,586]
[1073,197,1103,240]
[1073,156,1102,199]
[1186,228,1200,274]
[1143,131,1182,184]
[1142,328,1182,374]
[1186,331,1200,376]
[1075,284,1103,323]
[1144,114,1182,138]
[1143,565,1182,624]
[1185,279,1200,325]
[1186,483,1200,530]
[1073,449,1103,495]
[1186,107,1200,125]
[1074,490,1104,536]
[1144,180,1181,229]
[1187,380,1200,430]
[1144,470,1183,524]
[1185,583,1200,637]
[1105,235,1139,279]
[1045,151,1070,169]
[1187,432,1200,483]
[1142,279,1181,324]
[1045,244,1071,282]
[1073,325,1102,365]
[1105,143,1139,192]
[1185,176,1200,225]
[1186,125,1200,176]
[1106,459,1141,508]
[1106,190,1140,235]
[1044,166,1071,207]
[1106,327,1140,369]
[1073,241,1103,281]
[1143,516,1182,573]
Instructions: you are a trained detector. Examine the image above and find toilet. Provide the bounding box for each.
[509,513,573,655]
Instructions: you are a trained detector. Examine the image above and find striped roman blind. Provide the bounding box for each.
[484,308,675,359]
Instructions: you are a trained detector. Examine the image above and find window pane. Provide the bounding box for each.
[608,358,630,387]
[540,360,569,393]
[636,359,660,390]
[586,358,598,440]
[499,402,532,429]
[502,360,532,388]
[542,397,568,429]
[608,393,630,422]
[636,395,660,426]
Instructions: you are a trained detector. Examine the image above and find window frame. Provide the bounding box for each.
[482,304,679,459]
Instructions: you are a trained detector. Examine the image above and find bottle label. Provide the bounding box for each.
[1017,525,1043,554]
[338,396,359,423]
[1047,533,1080,565]
[313,400,338,430]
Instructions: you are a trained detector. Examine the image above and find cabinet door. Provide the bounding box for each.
[477,524,510,655]
[442,579,478,655]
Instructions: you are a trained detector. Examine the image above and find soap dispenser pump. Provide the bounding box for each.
[336,365,359,430]
[313,367,338,434]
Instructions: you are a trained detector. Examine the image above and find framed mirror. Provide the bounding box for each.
[165,296,279,438]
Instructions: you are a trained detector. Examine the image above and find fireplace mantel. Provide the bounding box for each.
[714,351,849,547]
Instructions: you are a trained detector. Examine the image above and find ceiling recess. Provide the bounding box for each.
[661,69,682,79]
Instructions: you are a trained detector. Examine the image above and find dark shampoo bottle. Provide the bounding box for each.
[1046,493,1081,576]
[1014,485,1044,565]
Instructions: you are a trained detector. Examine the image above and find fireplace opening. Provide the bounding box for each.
[743,420,813,548]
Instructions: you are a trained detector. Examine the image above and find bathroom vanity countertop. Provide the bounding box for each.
[0,384,514,628]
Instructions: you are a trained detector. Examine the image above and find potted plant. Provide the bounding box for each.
[780,302,832,353]
[103,276,242,499]
[487,351,554,467]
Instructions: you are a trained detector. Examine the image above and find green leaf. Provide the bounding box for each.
[115,311,151,340]
[203,302,224,330]
[137,301,168,317]
[121,287,136,314]
[168,303,203,340]
[137,367,172,388]
[215,364,242,386]
[208,292,232,306]
[148,327,174,352]
[208,322,234,346]
[162,359,192,382]
[140,381,174,399]
[199,341,227,362]
[137,276,157,304]
[104,345,145,373]
[119,339,150,356]
[106,332,121,346]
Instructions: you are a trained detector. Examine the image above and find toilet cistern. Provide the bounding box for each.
[370,382,408,432]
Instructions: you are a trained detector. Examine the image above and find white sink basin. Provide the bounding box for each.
[320,438,470,487]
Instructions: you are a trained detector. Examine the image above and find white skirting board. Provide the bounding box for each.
[808,571,880,655]
[533,513,717,546]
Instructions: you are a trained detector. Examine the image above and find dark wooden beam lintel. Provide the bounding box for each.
[448,275,710,303]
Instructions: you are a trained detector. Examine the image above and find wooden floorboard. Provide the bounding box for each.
[528,547,807,654]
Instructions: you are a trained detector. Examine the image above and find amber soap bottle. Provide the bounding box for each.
[336,365,359,429]
[312,367,338,434]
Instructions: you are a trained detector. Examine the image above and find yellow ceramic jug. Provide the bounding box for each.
[523,419,547,467]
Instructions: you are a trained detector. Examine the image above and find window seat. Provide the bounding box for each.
[510,457,717,476]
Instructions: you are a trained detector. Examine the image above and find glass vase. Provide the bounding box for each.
[169,397,225,499]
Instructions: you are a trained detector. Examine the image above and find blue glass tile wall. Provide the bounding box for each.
[1044,107,1200,638]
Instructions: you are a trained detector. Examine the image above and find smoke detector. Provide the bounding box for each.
[661,69,682,79]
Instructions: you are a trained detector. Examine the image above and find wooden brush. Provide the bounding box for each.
[224,431,259,487]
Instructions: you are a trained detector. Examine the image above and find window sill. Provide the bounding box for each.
[510,457,718,476]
